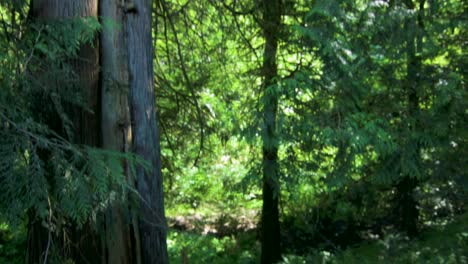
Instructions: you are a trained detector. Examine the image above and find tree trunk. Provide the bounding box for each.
[28,0,100,263]
[260,0,282,263]
[396,0,425,238]
[31,0,100,145]
[396,176,418,237]
[100,1,135,263]
[125,0,169,263]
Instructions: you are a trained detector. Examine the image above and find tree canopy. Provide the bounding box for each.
[0,0,466,263]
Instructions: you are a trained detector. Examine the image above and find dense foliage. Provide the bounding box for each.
[1,0,466,263]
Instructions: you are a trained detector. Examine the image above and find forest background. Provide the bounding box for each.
[0,0,466,263]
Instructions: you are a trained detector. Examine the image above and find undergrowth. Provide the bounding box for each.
[167,212,467,264]
[1,212,466,263]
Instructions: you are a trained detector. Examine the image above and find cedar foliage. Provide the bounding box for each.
[280,0,466,240]
[0,0,466,262]
[0,1,146,255]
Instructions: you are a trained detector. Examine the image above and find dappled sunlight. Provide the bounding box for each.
[0,0,465,263]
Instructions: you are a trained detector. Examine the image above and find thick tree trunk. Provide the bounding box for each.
[28,0,100,263]
[260,0,282,263]
[125,0,169,263]
[31,0,100,146]
[100,1,135,263]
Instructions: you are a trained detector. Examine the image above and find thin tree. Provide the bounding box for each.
[260,0,282,263]
[396,0,425,237]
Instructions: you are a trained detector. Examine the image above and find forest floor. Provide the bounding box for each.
[167,208,258,236]
[166,210,468,264]
[1,211,466,263]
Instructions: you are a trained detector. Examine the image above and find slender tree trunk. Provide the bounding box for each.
[397,0,425,238]
[100,1,135,263]
[260,0,282,263]
[125,0,169,263]
[396,176,418,236]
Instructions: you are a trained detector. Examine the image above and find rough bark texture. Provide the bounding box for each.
[100,1,135,263]
[30,0,100,147]
[125,0,169,263]
[32,0,97,18]
[260,0,282,263]
[28,0,100,263]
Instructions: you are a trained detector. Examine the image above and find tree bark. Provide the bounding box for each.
[28,0,169,263]
[28,0,100,263]
[100,0,135,263]
[260,0,282,263]
[31,0,100,146]
[125,0,169,263]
